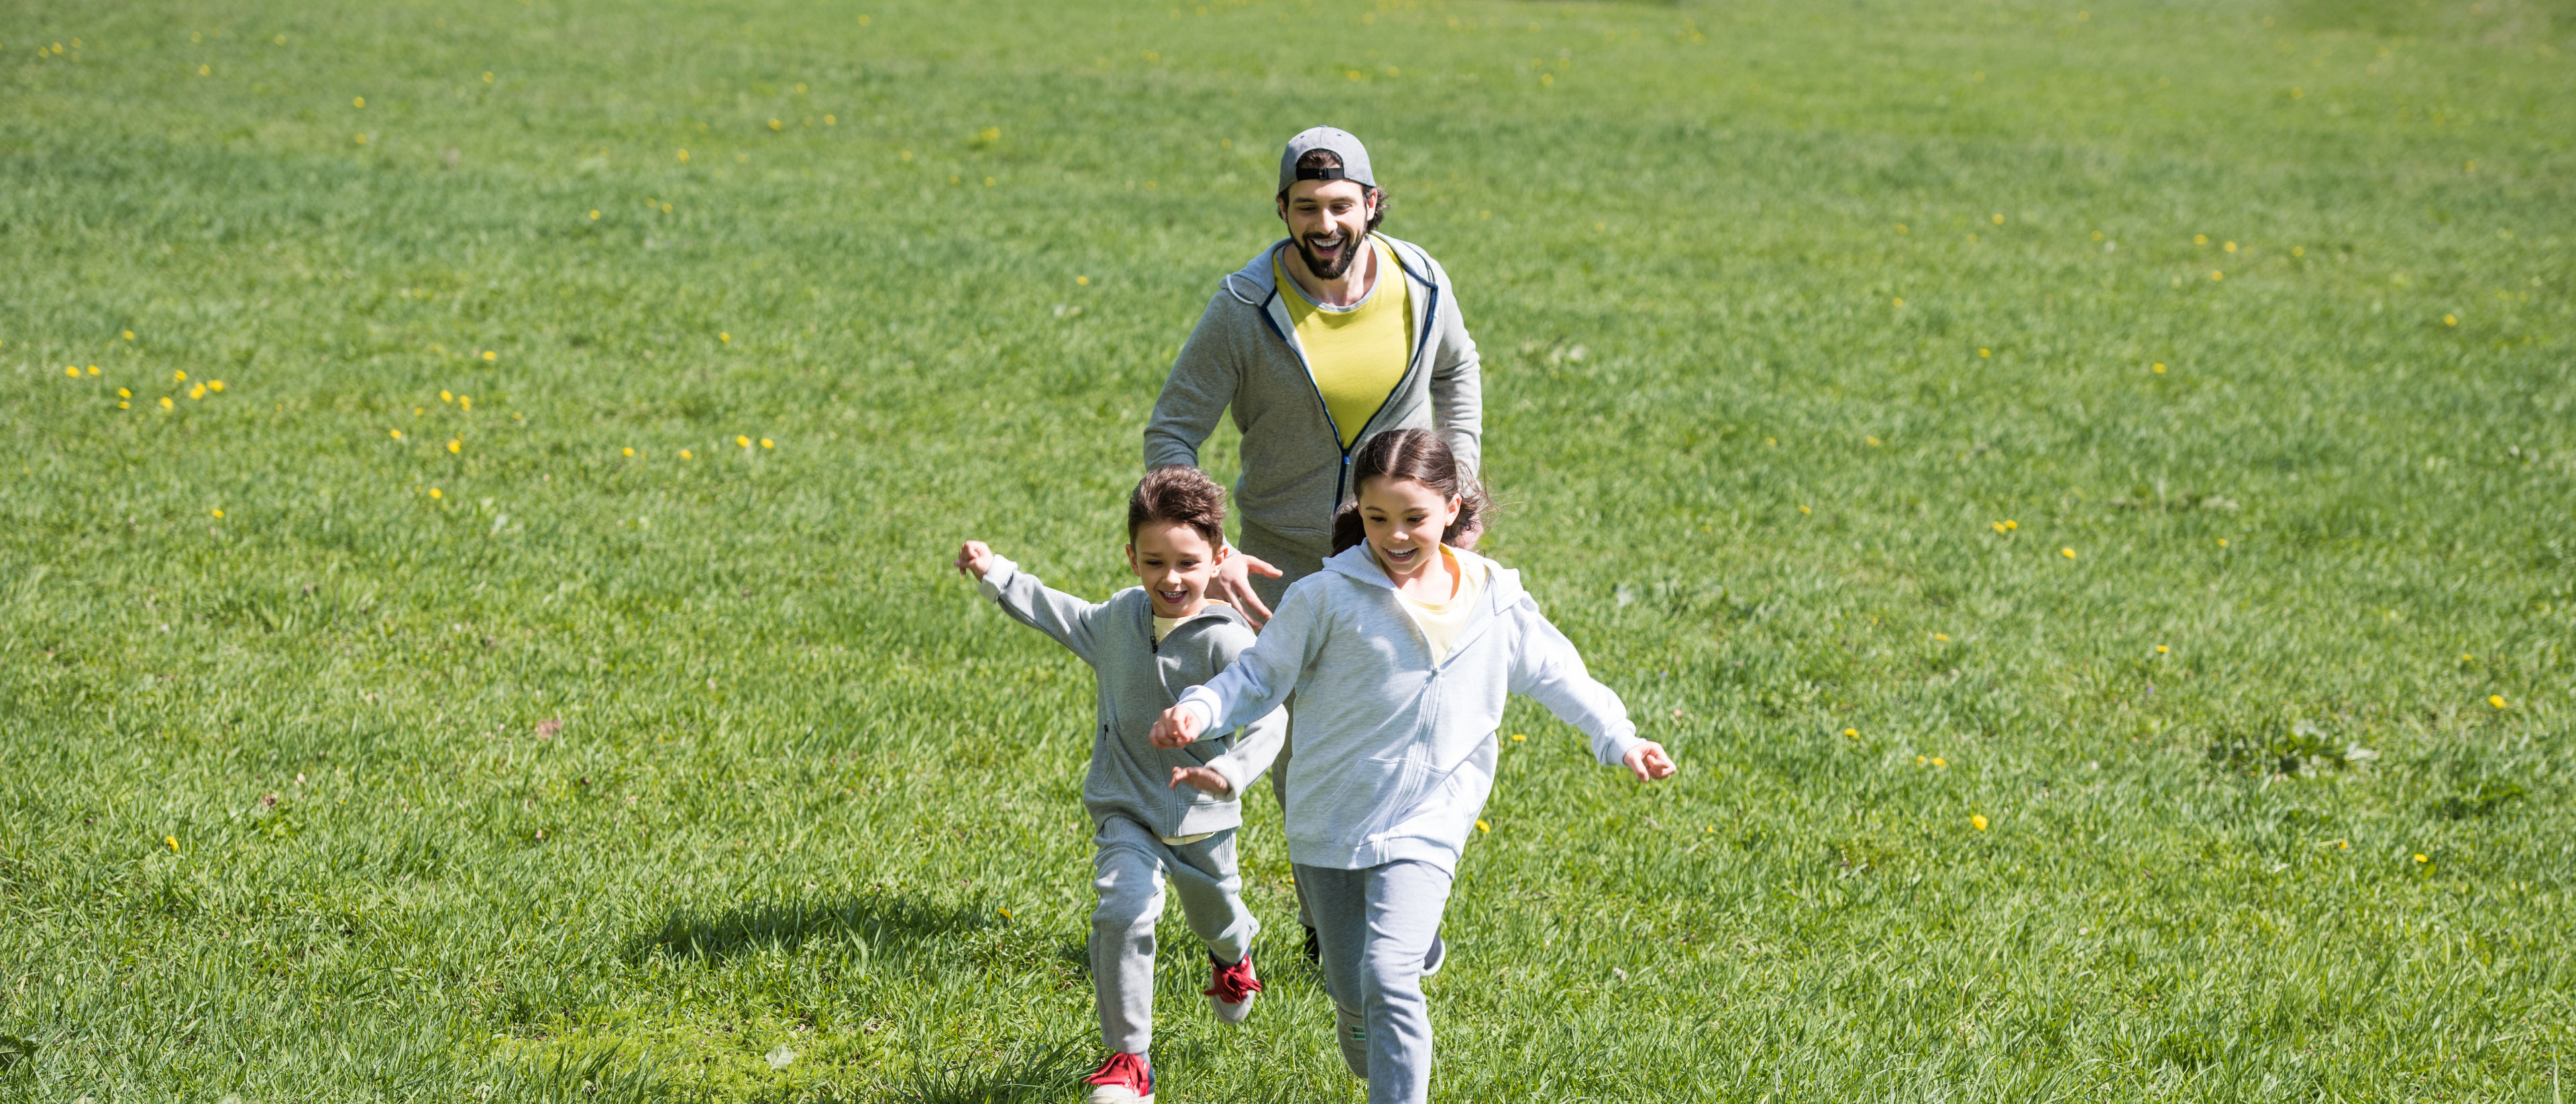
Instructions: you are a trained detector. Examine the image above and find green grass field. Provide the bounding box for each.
[4,0,2573,1099]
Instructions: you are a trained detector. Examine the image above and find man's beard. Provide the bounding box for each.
[1293,226,1364,280]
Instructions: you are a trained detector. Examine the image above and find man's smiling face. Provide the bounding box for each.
[1278,178,1375,280]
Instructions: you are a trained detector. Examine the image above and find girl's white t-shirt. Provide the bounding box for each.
[1378,545,1485,664]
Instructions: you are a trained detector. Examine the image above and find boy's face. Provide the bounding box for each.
[1356,476,1460,582]
[1127,521,1227,618]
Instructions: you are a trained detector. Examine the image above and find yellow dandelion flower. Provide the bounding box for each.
[441,390,453,402]
[1916,755,1928,765]
[1799,505,1811,515]
[824,115,836,125]
[2218,538,2228,547]
[2292,246,2305,257]
[769,118,784,131]
[1990,213,2004,225]
[1992,521,2007,533]
[720,332,731,343]
[2443,314,2458,327]
[166,835,180,851]
[2223,241,2237,253]
[678,148,690,162]
[2460,653,2473,662]
[1510,733,1526,742]
[661,203,672,213]
[1970,814,1988,831]
[429,488,443,499]
[589,209,600,219]
[1978,347,1991,357]
[1843,728,1859,738]
[2155,645,2169,653]
[119,388,131,398]
[2153,362,2167,373]
[159,396,174,409]
[2489,695,2506,709]
[189,384,206,400]
[2210,270,2223,281]
[390,429,403,439]
[737,435,751,447]
[455,394,467,409]
[199,64,211,76]
[355,133,368,145]
[1934,633,1950,642]
[482,71,494,82]
[1077,276,1091,286]
[64,366,79,378]
[208,380,223,392]
[2061,547,2076,558]
[2194,234,2208,245]
[211,508,223,518]
[481,350,496,361]
[1474,819,1491,833]
[1931,757,1947,768]
[680,449,694,459]
[175,370,188,382]
[117,400,129,409]
[998,907,1012,919]
[353,96,366,108]
[760,438,774,449]
[2413,853,2428,864]
[623,447,635,457]
[1866,436,1881,447]
[2004,520,2017,530]
[87,366,100,375]
[1894,297,1904,307]
[447,439,461,454]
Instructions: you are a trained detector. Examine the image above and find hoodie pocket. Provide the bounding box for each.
[1351,746,1438,840]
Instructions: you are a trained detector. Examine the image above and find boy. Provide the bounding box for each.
[953,466,1286,1104]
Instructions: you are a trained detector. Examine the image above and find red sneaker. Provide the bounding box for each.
[1084,1051,1152,1104]
[1204,952,1262,1025]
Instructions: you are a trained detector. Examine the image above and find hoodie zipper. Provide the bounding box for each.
[1260,236,1441,508]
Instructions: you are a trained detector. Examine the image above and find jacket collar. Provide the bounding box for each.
[1322,543,1521,603]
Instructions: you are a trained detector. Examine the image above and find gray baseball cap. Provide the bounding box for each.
[1278,126,1375,195]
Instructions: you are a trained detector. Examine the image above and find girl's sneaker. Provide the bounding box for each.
[1085,1052,1152,1104]
[1204,952,1262,1024]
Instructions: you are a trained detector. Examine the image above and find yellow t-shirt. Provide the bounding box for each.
[1380,545,1485,665]
[1279,237,1413,447]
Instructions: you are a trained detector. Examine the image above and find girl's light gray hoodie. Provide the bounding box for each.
[979,556,1287,838]
[1173,545,1641,874]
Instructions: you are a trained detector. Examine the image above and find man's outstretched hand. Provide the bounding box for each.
[1210,548,1283,627]
[1149,705,1204,749]
[1622,742,1679,782]
[1169,765,1232,795]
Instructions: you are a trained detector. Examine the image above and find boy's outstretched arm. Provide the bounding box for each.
[958,540,1106,665]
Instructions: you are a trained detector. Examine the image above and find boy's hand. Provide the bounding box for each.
[1623,742,1678,781]
[1169,765,1232,796]
[955,540,996,580]
[1149,706,1202,749]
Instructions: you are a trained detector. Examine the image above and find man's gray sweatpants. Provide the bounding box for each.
[1296,860,1454,1103]
[1091,815,1259,1055]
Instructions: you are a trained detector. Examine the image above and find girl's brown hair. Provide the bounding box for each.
[1331,429,1487,554]
[1131,465,1229,550]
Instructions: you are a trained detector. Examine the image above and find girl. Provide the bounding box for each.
[1151,428,1676,1103]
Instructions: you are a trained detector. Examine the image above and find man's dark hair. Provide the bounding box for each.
[1131,466,1229,551]
[1277,149,1389,233]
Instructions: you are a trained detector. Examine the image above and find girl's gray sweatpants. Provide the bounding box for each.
[1091,815,1259,1055]
[1296,860,1454,1104]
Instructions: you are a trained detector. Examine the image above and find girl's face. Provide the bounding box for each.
[1356,476,1460,580]
[1128,520,1226,618]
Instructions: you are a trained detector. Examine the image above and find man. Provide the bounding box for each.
[1142,125,1485,964]
[1146,125,1484,621]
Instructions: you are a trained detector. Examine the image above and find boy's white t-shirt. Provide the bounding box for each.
[1379,545,1485,664]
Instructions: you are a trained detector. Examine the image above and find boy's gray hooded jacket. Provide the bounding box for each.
[979,556,1287,838]
[1144,234,1482,566]
[1173,545,1641,875]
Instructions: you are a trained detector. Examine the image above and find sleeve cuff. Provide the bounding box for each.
[976,556,1019,600]
[1595,725,1646,768]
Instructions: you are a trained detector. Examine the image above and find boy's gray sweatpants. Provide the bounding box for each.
[1092,815,1259,1054]
[1296,860,1454,1104]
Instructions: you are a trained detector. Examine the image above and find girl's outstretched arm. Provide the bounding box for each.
[1507,596,1676,780]
[1154,584,1326,748]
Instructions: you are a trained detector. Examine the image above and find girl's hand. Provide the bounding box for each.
[1623,742,1678,781]
[955,540,996,579]
[1149,706,1203,749]
[1169,766,1233,796]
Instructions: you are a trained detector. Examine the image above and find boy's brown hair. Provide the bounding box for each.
[1131,466,1228,550]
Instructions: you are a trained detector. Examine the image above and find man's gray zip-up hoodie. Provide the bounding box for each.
[979,556,1287,838]
[1144,234,1483,565]
[1173,545,1641,874]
